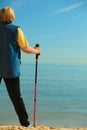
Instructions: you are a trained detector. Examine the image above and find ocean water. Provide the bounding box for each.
[0,63,87,128]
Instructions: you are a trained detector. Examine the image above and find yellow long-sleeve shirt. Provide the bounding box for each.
[17,28,29,49]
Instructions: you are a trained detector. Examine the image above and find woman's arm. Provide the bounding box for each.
[17,28,41,54]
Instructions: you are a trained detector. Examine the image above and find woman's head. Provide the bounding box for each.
[0,7,15,23]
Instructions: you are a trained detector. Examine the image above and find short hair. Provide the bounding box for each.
[0,7,15,23]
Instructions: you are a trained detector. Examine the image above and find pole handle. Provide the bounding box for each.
[35,44,40,59]
[35,43,39,47]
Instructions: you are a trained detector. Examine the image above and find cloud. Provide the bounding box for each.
[47,1,87,16]
[73,40,87,44]
[10,0,27,7]
[39,34,57,38]
[0,0,28,8]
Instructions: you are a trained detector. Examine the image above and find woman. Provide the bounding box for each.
[0,7,41,127]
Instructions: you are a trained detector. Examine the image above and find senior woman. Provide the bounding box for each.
[0,7,41,127]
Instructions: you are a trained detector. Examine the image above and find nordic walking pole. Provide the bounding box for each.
[33,44,40,127]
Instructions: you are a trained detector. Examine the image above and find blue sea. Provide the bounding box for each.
[0,63,87,128]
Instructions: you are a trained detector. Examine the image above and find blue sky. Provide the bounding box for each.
[0,0,87,63]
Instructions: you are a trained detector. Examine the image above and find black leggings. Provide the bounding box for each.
[0,77,30,127]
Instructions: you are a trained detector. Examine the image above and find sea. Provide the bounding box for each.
[0,62,87,128]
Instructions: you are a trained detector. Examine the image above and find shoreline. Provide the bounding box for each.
[0,126,87,130]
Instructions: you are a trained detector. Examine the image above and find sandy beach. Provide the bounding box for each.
[0,125,87,130]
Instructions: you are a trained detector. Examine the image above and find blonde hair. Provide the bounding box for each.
[0,7,15,23]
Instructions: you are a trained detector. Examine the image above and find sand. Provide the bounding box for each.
[0,126,87,130]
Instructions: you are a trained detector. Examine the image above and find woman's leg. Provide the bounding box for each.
[4,77,30,127]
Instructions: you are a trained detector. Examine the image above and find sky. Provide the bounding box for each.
[0,0,87,63]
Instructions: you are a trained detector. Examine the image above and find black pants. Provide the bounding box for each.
[0,77,30,127]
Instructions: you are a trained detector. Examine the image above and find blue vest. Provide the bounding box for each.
[0,22,21,78]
